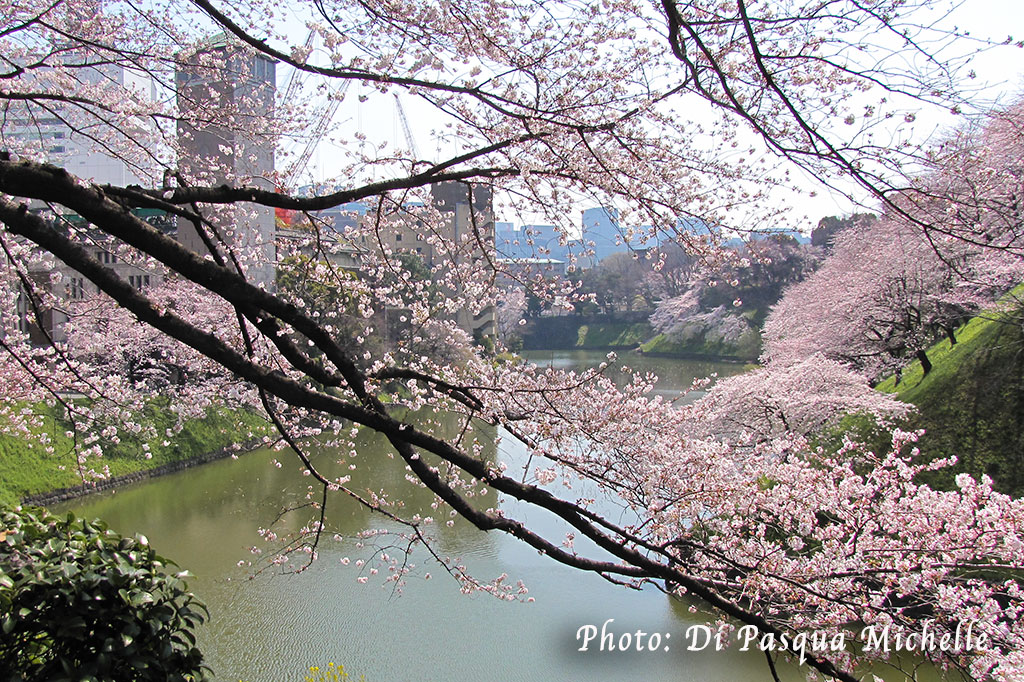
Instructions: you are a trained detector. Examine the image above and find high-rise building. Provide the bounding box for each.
[2,60,165,342]
[519,224,570,262]
[429,181,496,340]
[581,206,623,266]
[581,206,665,266]
[176,35,277,288]
[494,221,523,259]
[1,59,156,187]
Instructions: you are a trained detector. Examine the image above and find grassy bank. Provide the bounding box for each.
[520,316,654,351]
[575,322,651,348]
[876,300,1024,496]
[638,328,762,361]
[0,402,271,505]
[521,315,762,360]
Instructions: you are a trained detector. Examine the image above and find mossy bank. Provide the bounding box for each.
[0,403,271,506]
[519,315,761,360]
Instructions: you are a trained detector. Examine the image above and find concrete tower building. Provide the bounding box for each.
[176,36,277,289]
[429,181,497,340]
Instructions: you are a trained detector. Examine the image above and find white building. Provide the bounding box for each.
[3,60,167,343]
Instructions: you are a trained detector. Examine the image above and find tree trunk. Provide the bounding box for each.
[917,349,933,375]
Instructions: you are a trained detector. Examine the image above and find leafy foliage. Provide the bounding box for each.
[811,213,876,251]
[0,506,207,682]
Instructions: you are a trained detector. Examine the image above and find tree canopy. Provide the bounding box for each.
[2,1,1024,680]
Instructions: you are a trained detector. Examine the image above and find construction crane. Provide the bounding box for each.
[275,27,352,189]
[393,93,419,161]
[284,79,351,185]
[274,40,349,231]
[279,29,316,105]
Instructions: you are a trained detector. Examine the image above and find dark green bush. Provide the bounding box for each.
[0,505,207,682]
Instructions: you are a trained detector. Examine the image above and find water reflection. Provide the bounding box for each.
[522,349,748,401]
[63,352,817,682]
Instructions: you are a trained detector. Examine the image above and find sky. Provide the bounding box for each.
[281,0,1024,234]
[734,0,1024,231]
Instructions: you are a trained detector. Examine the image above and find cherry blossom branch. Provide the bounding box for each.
[0,175,865,682]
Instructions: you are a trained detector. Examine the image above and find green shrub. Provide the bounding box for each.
[0,505,207,681]
[239,662,366,682]
[303,662,365,682]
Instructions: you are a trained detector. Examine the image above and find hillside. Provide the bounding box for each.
[876,302,1024,496]
[638,328,761,361]
[519,316,653,351]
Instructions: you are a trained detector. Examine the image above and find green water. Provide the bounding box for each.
[63,352,814,682]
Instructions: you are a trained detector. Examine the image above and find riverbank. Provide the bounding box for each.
[519,315,652,351]
[519,315,761,361]
[0,403,271,506]
[637,332,761,363]
[63,352,782,682]
[21,438,265,507]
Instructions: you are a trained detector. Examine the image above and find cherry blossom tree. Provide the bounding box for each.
[2,1,1024,681]
[764,99,1024,379]
[650,236,819,352]
[685,353,912,443]
[651,294,751,347]
[494,287,526,340]
[764,194,1024,381]
[894,100,1024,262]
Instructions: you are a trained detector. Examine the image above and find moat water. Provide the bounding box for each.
[64,352,827,681]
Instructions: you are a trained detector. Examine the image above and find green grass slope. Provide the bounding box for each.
[639,327,762,361]
[876,305,1024,496]
[575,322,651,348]
[0,402,271,505]
[521,317,654,350]
[522,315,762,359]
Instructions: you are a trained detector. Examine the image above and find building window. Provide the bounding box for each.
[15,292,29,333]
[128,275,150,290]
[253,57,276,83]
[69,277,85,300]
[395,233,403,242]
